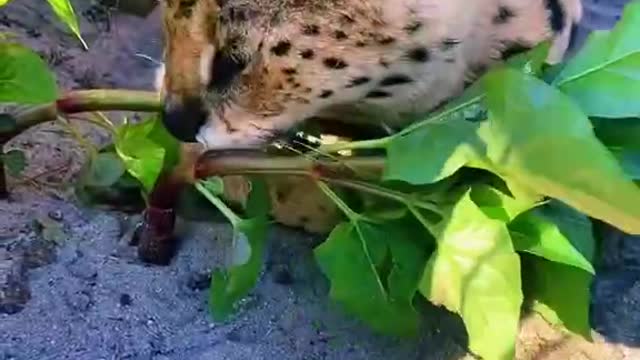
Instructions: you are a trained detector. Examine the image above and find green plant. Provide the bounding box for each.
[2,1,640,360]
[0,0,87,49]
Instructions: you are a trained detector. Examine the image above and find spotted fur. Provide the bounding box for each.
[158,0,582,233]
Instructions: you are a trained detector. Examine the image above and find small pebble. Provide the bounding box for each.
[48,210,64,222]
[119,293,133,306]
[272,265,294,285]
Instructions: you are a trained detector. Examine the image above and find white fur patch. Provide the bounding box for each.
[196,124,243,150]
[199,45,216,86]
[154,63,166,92]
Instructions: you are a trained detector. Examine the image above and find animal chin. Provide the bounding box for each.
[195,124,265,150]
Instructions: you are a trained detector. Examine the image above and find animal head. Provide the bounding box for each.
[157,0,583,150]
[158,0,277,147]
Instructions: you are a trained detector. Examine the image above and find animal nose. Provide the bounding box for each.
[161,96,208,143]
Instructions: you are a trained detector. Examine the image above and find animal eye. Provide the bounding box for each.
[208,48,249,92]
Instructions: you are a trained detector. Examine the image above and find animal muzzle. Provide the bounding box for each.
[161,95,208,143]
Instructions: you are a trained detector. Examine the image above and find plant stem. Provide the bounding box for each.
[8,90,161,136]
[195,181,241,226]
[318,137,390,153]
[195,151,385,179]
[56,90,162,114]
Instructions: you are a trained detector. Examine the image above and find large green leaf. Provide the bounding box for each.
[0,43,57,104]
[483,67,640,235]
[315,217,429,337]
[553,1,640,118]
[384,84,486,185]
[0,0,12,6]
[385,119,484,185]
[45,0,88,49]
[509,207,595,274]
[523,256,593,339]
[419,192,522,360]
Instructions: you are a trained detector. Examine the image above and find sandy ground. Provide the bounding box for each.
[1,1,640,359]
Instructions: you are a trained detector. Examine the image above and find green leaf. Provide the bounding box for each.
[592,117,640,179]
[506,41,551,76]
[315,218,428,337]
[2,149,26,177]
[553,1,640,118]
[0,43,58,104]
[523,255,593,339]
[384,84,486,185]
[209,216,268,321]
[146,115,180,170]
[483,67,640,235]
[86,152,126,188]
[245,176,271,218]
[0,113,17,134]
[385,119,484,185]
[200,177,225,196]
[45,0,88,50]
[509,207,595,274]
[419,192,522,360]
[115,117,179,193]
[616,150,640,179]
[593,117,640,150]
[196,178,271,322]
[0,0,12,7]
[470,184,538,222]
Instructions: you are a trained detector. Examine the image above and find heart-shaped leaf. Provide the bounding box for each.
[0,43,57,104]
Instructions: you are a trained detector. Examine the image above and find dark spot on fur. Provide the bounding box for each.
[302,24,320,36]
[346,76,371,88]
[282,67,297,75]
[271,40,291,56]
[375,35,396,45]
[379,58,390,68]
[545,0,566,32]
[341,14,355,23]
[175,0,196,18]
[323,57,348,69]
[380,74,413,86]
[407,47,430,62]
[493,6,515,24]
[404,21,422,34]
[276,190,287,202]
[303,87,312,93]
[300,49,315,59]
[334,30,348,40]
[500,41,533,60]
[440,38,461,51]
[366,90,392,98]
[319,90,334,98]
[355,41,367,47]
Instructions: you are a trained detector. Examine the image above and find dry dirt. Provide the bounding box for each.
[1,1,640,359]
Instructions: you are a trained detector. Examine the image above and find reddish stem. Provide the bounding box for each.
[136,172,187,265]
